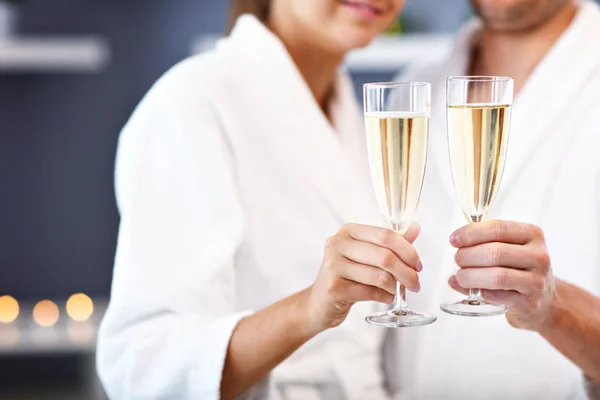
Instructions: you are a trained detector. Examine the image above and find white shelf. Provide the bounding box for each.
[191,34,453,72]
[0,36,110,72]
[0,300,107,355]
[346,34,453,72]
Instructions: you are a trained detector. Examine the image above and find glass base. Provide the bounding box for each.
[365,309,437,328]
[440,297,509,317]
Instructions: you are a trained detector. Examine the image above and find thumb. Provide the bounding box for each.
[402,222,421,244]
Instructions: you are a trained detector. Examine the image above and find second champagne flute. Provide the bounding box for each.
[363,82,436,328]
[441,76,514,317]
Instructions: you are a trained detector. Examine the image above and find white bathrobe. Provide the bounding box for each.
[388,1,600,399]
[96,14,389,400]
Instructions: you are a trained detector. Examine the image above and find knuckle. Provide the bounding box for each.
[492,270,510,288]
[532,276,545,293]
[488,245,504,265]
[493,220,508,239]
[528,224,545,239]
[325,235,342,251]
[340,223,355,233]
[378,229,397,248]
[536,249,551,268]
[376,270,393,289]
[380,249,396,268]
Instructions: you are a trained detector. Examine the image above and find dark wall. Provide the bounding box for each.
[0,0,475,300]
[0,0,228,299]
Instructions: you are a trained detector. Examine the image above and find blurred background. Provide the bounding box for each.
[0,0,488,398]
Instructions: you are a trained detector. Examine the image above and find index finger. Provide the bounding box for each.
[450,220,536,248]
[343,222,421,268]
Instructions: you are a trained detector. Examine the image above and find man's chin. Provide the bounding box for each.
[480,16,553,34]
[475,0,574,34]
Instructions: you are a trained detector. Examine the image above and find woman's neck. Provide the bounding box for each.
[268,13,343,112]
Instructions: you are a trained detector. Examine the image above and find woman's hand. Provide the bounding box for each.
[448,220,557,331]
[305,223,422,333]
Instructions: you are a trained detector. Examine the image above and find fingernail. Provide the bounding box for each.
[414,282,421,293]
[449,232,459,247]
[415,260,423,272]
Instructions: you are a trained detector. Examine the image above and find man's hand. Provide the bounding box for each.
[448,220,557,331]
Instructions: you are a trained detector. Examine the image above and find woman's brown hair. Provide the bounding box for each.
[228,0,271,33]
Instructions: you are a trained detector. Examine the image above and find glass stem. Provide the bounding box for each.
[468,214,484,302]
[390,221,409,311]
[468,288,482,301]
[394,281,407,310]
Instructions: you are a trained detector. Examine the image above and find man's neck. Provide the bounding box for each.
[470,1,578,95]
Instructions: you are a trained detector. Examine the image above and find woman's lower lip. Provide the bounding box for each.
[342,2,381,20]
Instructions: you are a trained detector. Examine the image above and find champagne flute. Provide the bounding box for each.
[441,76,514,317]
[363,82,436,328]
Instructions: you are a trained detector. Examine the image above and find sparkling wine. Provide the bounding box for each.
[365,112,429,224]
[447,104,511,221]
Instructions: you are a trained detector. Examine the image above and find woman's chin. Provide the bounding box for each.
[339,34,377,52]
[332,27,379,52]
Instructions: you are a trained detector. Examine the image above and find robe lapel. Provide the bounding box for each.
[495,1,600,213]
[330,69,385,226]
[426,2,600,219]
[225,16,374,226]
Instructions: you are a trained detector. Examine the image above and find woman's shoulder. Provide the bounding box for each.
[125,46,246,137]
[147,49,233,104]
[119,49,237,153]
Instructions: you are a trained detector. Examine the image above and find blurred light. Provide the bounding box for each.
[33,300,59,327]
[0,295,19,323]
[66,293,94,322]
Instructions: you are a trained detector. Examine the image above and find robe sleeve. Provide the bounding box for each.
[96,59,266,400]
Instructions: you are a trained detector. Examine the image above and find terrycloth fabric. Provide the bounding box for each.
[388,2,600,399]
[97,14,388,400]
